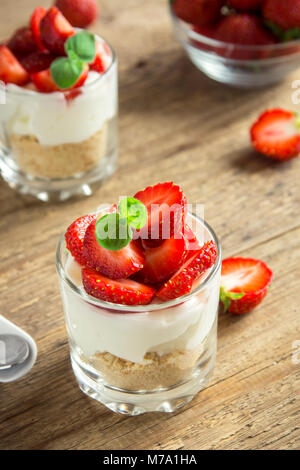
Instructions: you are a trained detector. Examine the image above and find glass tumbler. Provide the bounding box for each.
[56,213,221,415]
[0,35,118,202]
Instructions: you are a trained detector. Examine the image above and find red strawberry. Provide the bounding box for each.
[263,0,300,31]
[0,45,30,85]
[32,65,88,92]
[40,7,74,55]
[83,219,145,279]
[157,240,218,301]
[90,42,108,74]
[250,109,300,161]
[82,268,156,306]
[184,224,200,258]
[215,14,275,46]
[134,182,187,242]
[138,235,187,285]
[30,7,48,52]
[65,214,96,266]
[7,27,37,58]
[55,0,99,28]
[21,51,57,74]
[227,0,263,11]
[172,0,223,27]
[220,257,273,314]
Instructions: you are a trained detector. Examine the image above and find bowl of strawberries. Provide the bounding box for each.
[170,0,300,88]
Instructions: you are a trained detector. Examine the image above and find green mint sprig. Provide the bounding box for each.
[95,198,147,251]
[50,31,96,90]
[220,286,245,313]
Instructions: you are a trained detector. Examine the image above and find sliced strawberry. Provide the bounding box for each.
[138,235,187,285]
[134,182,187,242]
[0,45,30,85]
[251,109,300,161]
[82,268,156,306]
[156,240,217,301]
[184,224,200,258]
[21,51,57,74]
[83,219,145,279]
[7,27,37,58]
[90,42,107,73]
[220,257,273,315]
[40,7,74,55]
[65,214,96,266]
[32,65,88,92]
[30,7,48,52]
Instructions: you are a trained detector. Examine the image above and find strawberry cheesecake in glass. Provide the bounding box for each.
[0,7,117,201]
[56,183,221,415]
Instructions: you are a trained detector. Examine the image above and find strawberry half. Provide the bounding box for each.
[30,7,48,52]
[21,51,57,74]
[82,268,156,306]
[40,7,74,55]
[65,214,96,266]
[137,235,187,285]
[32,65,88,92]
[220,257,273,315]
[7,27,37,58]
[250,109,300,161]
[0,45,30,85]
[156,240,217,301]
[134,182,187,242]
[83,219,145,279]
[184,224,200,259]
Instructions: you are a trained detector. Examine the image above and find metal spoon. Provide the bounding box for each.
[0,334,30,370]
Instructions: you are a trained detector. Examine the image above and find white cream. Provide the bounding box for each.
[61,256,220,364]
[0,41,117,146]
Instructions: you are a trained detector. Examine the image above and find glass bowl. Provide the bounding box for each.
[170,8,300,88]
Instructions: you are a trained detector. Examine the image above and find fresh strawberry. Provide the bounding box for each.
[32,65,88,92]
[65,214,96,266]
[40,7,74,55]
[134,182,187,242]
[0,45,30,85]
[250,109,300,161]
[90,42,108,74]
[21,51,57,74]
[157,240,218,301]
[55,0,99,28]
[184,224,200,258]
[227,0,263,11]
[172,0,223,27]
[215,14,275,46]
[263,0,300,31]
[83,219,145,279]
[30,7,48,52]
[7,27,37,58]
[137,235,187,285]
[82,268,156,306]
[220,257,273,314]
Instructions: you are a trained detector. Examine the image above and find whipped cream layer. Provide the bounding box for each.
[1,42,117,146]
[62,256,220,364]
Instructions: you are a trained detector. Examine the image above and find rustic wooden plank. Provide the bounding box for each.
[0,0,299,450]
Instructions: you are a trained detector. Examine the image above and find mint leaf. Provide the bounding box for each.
[118,197,147,230]
[95,213,132,251]
[50,57,84,89]
[65,31,96,64]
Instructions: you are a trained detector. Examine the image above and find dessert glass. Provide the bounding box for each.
[56,211,221,415]
[170,8,300,88]
[0,35,118,202]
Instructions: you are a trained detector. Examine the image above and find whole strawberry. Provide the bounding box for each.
[55,0,99,28]
[251,109,300,161]
[215,14,275,46]
[227,0,263,11]
[172,0,224,27]
[263,0,300,31]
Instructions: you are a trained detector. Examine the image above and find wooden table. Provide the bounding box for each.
[0,0,299,451]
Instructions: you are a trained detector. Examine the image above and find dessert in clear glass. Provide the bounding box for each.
[56,182,221,415]
[0,6,118,201]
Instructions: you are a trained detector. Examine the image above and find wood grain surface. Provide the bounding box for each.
[0,0,299,450]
